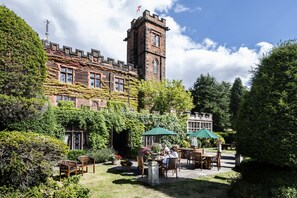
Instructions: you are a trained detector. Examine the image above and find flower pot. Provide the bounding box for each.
[112,160,119,165]
[151,153,159,161]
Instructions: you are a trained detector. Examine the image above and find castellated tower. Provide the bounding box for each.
[125,10,169,81]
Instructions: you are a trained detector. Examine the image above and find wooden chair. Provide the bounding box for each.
[186,150,193,165]
[165,158,178,179]
[211,152,221,170]
[136,155,146,177]
[192,152,206,171]
[77,155,96,176]
[59,160,78,181]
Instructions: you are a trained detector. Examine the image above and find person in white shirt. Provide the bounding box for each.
[162,146,178,165]
[163,144,170,155]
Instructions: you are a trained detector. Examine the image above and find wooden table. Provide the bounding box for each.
[179,148,193,158]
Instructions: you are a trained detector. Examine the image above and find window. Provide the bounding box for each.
[56,95,76,105]
[152,33,160,47]
[153,59,158,74]
[90,73,101,88]
[115,77,124,92]
[60,66,73,84]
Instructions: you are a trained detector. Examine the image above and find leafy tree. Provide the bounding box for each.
[138,79,194,115]
[0,6,47,127]
[236,41,297,168]
[190,74,231,131]
[0,131,68,191]
[229,77,247,130]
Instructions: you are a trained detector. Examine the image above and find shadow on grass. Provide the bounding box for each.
[154,178,231,197]
[107,166,139,177]
[105,166,234,197]
[112,178,142,185]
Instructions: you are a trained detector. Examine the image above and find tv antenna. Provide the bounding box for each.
[44,19,51,44]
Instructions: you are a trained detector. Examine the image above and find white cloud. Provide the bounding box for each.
[2,0,273,89]
[174,3,190,13]
[173,3,202,13]
[165,18,273,88]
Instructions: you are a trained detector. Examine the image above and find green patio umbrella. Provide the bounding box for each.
[188,129,219,139]
[142,127,176,136]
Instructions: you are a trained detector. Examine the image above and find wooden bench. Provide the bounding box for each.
[77,155,96,176]
[59,160,78,180]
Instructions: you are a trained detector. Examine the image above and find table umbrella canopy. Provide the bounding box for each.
[142,127,176,136]
[188,129,219,139]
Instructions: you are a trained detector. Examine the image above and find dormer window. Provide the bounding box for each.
[152,33,160,47]
[153,59,158,74]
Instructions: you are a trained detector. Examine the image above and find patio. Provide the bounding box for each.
[113,152,235,184]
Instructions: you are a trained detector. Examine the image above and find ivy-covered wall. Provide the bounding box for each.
[43,43,139,110]
[6,103,187,153]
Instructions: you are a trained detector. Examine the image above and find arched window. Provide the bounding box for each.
[153,59,158,74]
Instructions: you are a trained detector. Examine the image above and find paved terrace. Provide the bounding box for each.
[114,153,235,184]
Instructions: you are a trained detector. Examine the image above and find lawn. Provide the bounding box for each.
[205,147,236,155]
[79,163,238,198]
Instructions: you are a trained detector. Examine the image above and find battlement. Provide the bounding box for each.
[129,10,168,31]
[43,40,137,74]
[186,112,213,121]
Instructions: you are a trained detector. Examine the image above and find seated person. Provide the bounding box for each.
[163,144,170,155]
[162,146,178,165]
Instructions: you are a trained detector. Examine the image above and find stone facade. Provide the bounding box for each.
[44,10,168,109]
[186,112,213,132]
[125,10,168,81]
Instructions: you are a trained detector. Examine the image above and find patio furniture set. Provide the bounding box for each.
[137,148,221,179]
[59,155,96,180]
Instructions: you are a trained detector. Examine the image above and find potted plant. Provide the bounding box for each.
[110,154,122,165]
[120,158,133,170]
[150,143,162,160]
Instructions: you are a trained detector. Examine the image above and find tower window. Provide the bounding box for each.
[152,33,160,47]
[60,66,73,84]
[115,77,124,92]
[153,59,158,74]
[90,73,101,88]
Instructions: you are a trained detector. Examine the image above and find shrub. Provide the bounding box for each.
[0,176,89,198]
[236,41,297,168]
[0,131,68,191]
[87,148,114,163]
[231,160,297,197]
[0,5,47,126]
[68,150,87,161]
[151,143,162,153]
[271,186,297,198]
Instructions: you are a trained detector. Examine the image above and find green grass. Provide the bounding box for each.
[205,147,236,155]
[79,164,239,198]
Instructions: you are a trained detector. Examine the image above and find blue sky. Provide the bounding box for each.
[2,0,295,88]
[169,0,296,48]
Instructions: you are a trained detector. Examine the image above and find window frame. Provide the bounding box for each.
[60,66,73,84]
[56,95,76,105]
[89,72,101,88]
[153,59,158,74]
[151,32,160,47]
[114,77,124,92]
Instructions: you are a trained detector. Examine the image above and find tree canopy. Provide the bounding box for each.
[190,74,231,131]
[229,77,247,130]
[236,41,297,168]
[138,79,194,115]
[0,6,47,127]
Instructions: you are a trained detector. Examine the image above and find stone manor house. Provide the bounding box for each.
[43,10,212,150]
